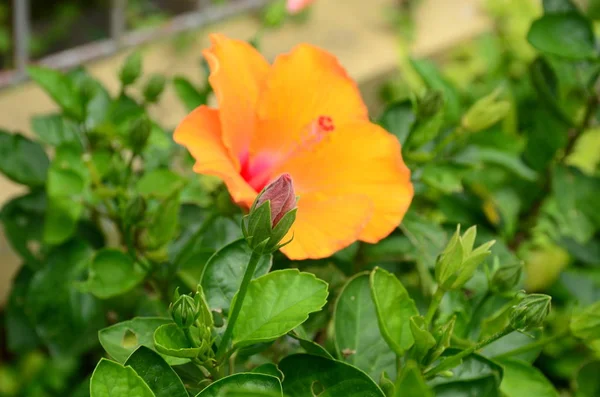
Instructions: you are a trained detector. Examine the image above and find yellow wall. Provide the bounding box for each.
[0,0,489,302]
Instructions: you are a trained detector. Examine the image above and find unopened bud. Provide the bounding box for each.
[128,116,151,154]
[570,301,600,342]
[461,87,510,133]
[143,74,166,103]
[243,174,298,254]
[435,225,495,290]
[119,51,142,87]
[170,292,198,329]
[490,260,523,293]
[509,293,551,332]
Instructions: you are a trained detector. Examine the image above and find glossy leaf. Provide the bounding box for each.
[288,330,333,359]
[201,239,272,312]
[90,359,155,397]
[498,358,558,397]
[196,373,282,397]
[81,249,146,299]
[527,13,596,59]
[280,354,385,397]
[98,317,187,365]
[0,130,49,187]
[429,349,503,397]
[335,273,397,381]
[125,346,187,397]
[232,270,328,347]
[370,267,419,355]
[252,364,284,381]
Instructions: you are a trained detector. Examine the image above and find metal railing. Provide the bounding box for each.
[2,0,268,88]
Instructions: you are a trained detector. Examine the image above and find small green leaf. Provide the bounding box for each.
[394,361,433,397]
[232,270,328,348]
[370,267,419,356]
[99,317,188,365]
[0,130,49,186]
[497,358,559,397]
[90,359,155,397]
[82,249,146,299]
[173,76,207,111]
[136,169,184,199]
[31,114,81,147]
[125,346,187,397]
[120,51,143,86]
[335,273,396,381]
[377,100,416,145]
[195,373,282,397]
[409,316,436,363]
[154,323,202,358]
[28,66,84,120]
[201,239,272,313]
[279,354,385,397]
[527,13,596,59]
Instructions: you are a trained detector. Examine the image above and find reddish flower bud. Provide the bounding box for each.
[255,174,297,227]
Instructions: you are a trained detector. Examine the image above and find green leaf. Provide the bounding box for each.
[543,0,578,13]
[125,346,187,397]
[143,193,181,250]
[575,360,600,397]
[81,249,146,299]
[252,364,284,381]
[4,267,41,352]
[429,349,503,397]
[409,316,436,363]
[497,358,558,397]
[173,76,207,111]
[288,330,333,359]
[99,317,188,365]
[369,267,419,355]
[232,269,328,348]
[394,361,433,397]
[196,373,282,397]
[527,13,596,59]
[120,51,143,86]
[0,191,46,263]
[377,100,416,145]
[26,240,104,356]
[90,359,155,397]
[0,130,49,186]
[31,114,81,147]
[335,273,397,381]
[454,147,537,181]
[201,239,272,313]
[154,323,202,358]
[279,354,385,397]
[136,169,185,199]
[44,168,85,245]
[28,66,84,120]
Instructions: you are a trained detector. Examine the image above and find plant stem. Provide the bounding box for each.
[424,327,513,378]
[492,329,569,360]
[216,250,263,362]
[425,287,445,327]
[184,328,199,348]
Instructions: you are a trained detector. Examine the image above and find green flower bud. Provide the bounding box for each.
[242,174,298,254]
[417,91,444,119]
[490,260,523,293]
[435,225,495,290]
[128,116,151,154]
[570,301,600,342]
[119,51,142,87]
[461,87,510,133]
[509,293,551,332]
[143,74,166,103]
[170,292,199,329]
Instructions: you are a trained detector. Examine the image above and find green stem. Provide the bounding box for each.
[425,327,513,378]
[425,287,445,327]
[184,327,199,348]
[492,329,569,360]
[216,250,263,362]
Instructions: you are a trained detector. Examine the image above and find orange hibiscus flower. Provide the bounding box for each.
[174,34,413,260]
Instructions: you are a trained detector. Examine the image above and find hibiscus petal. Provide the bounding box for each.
[251,44,368,159]
[280,193,373,260]
[204,33,270,167]
[276,121,414,244]
[173,105,256,207]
